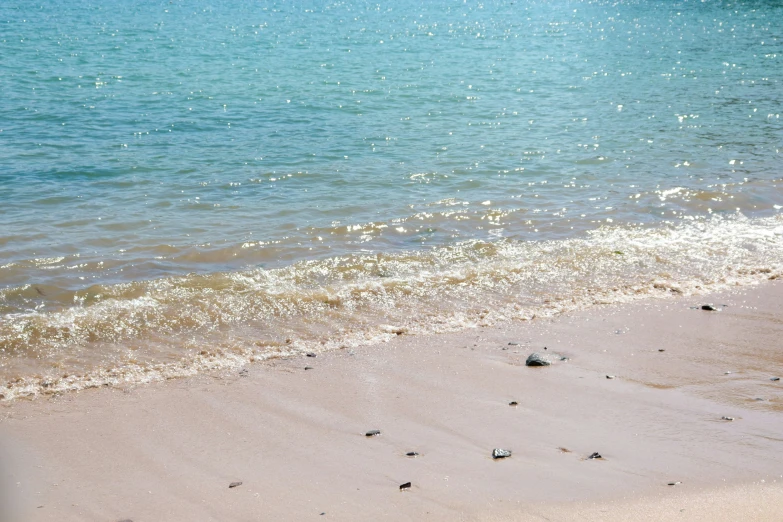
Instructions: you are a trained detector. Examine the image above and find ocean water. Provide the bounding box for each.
[1,0,782,399]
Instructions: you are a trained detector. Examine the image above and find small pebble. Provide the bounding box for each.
[508,401,518,406]
[771,377,780,382]
[365,430,381,437]
[658,349,665,352]
[588,452,603,460]
[508,342,519,346]
[701,304,718,311]
[668,481,682,486]
[304,366,314,370]
[721,416,735,421]
[492,449,512,459]
[399,482,412,491]
[525,353,553,366]
[606,375,615,380]
[724,371,732,375]
[405,452,419,457]
[306,353,317,358]
[229,482,243,489]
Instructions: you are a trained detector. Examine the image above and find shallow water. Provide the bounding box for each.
[1,0,782,398]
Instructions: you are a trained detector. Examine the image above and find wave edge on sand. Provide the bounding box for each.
[1,213,782,400]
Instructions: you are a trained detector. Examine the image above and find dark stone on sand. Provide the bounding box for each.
[399,482,412,491]
[492,449,512,459]
[509,401,518,406]
[304,366,314,370]
[508,342,519,346]
[721,416,735,421]
[668,481,682,486]
[306,353,317,357]
[526,353,552,366]
[701,304,718,311]
[366,430,381,437]
[588,452,602,460]
[606,375,615,380]
[405,452,419,457]
[658,349,666,352]
[771,377,780,382]
[525,352,564,366]
[229,481,243,488]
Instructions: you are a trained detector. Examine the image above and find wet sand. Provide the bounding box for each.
[2,281,783,521]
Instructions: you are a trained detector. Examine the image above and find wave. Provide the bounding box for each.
[1,213,782,400]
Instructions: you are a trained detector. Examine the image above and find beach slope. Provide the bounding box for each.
[2,282,783,521]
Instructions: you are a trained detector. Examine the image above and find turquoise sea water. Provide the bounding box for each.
[1,0,782,398]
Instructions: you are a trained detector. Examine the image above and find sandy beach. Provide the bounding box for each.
[4,1,783,520]
[2,281,783,521]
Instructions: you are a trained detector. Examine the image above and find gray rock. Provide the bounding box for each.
[588,452,603,460]
[701,304,718,311]
[365,430,381,437]
[771,377,780,382]
[525,352,564,366]
[405,452,419,457]
[721,416,735,421]
[229,481,243,488]
[399,482,412,490]
[492,448,512,459]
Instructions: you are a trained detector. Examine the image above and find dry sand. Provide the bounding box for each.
[2,281,783,521]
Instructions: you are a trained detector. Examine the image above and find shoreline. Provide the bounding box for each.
[2,281,783,520]
[3,212,782,402]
